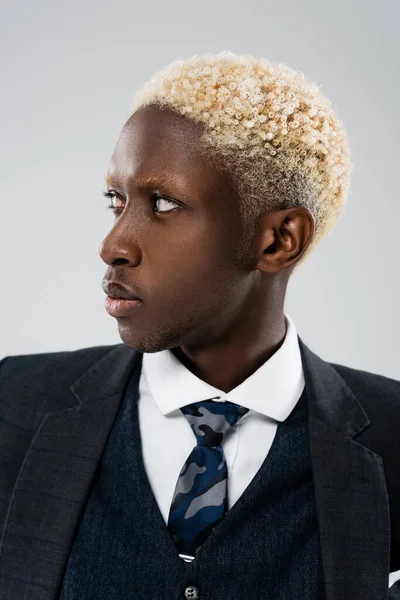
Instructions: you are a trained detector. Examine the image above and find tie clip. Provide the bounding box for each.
[179,553,195,563]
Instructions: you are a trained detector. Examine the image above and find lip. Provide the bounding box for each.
[102,280,142,301]
[105,295,142,317]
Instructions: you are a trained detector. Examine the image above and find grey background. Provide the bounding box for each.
[0,0,399,378]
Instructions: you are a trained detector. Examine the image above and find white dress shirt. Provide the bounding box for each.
[138,312,305,525]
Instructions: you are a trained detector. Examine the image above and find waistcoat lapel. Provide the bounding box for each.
[298,337,390,600]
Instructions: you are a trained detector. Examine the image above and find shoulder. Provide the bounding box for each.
[329,361,400,400]
[329,360,400,471]
[0,344,120,397]
[328,360,400,424]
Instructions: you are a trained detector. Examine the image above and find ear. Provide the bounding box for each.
[254,207,315,273]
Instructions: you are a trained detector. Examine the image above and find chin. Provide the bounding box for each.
[116,322,176,354]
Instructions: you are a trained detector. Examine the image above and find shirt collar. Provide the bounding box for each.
[141,313,305,422]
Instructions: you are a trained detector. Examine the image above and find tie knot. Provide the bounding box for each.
[181,399,249,447]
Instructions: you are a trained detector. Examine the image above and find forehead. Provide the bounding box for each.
[106,105,225,201]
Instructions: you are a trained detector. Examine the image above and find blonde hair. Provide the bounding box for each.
[131,51,352,270]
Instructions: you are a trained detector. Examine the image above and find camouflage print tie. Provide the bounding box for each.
[167,398,249,560]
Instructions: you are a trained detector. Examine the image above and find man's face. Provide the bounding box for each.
[99,104,255,353]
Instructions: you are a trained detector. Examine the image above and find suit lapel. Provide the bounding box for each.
[0,343,141,600]
[298,337,390,600]
[0,338,391,599]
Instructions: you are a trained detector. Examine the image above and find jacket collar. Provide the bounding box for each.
[70,336,369,440]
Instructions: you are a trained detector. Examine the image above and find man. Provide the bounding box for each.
[0,51,399,600]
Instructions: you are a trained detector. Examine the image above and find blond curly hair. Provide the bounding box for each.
[131,51,352,270]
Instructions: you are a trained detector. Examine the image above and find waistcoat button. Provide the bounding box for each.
[184,585,199,599]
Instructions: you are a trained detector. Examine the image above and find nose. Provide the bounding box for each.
[98,226,141,267]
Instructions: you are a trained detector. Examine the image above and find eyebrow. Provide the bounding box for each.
[104,173,181,191]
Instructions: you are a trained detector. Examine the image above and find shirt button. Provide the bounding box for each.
[184,585,199,599]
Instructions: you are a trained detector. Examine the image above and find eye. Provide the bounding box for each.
[103,191,124,211]
[103,191,180,214]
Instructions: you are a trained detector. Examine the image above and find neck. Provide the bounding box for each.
[172,304,287,394]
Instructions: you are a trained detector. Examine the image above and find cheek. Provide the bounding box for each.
[144,218,239,300]
[151,244,228,301]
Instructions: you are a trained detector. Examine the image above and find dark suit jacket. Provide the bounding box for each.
[0,337,399,600]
